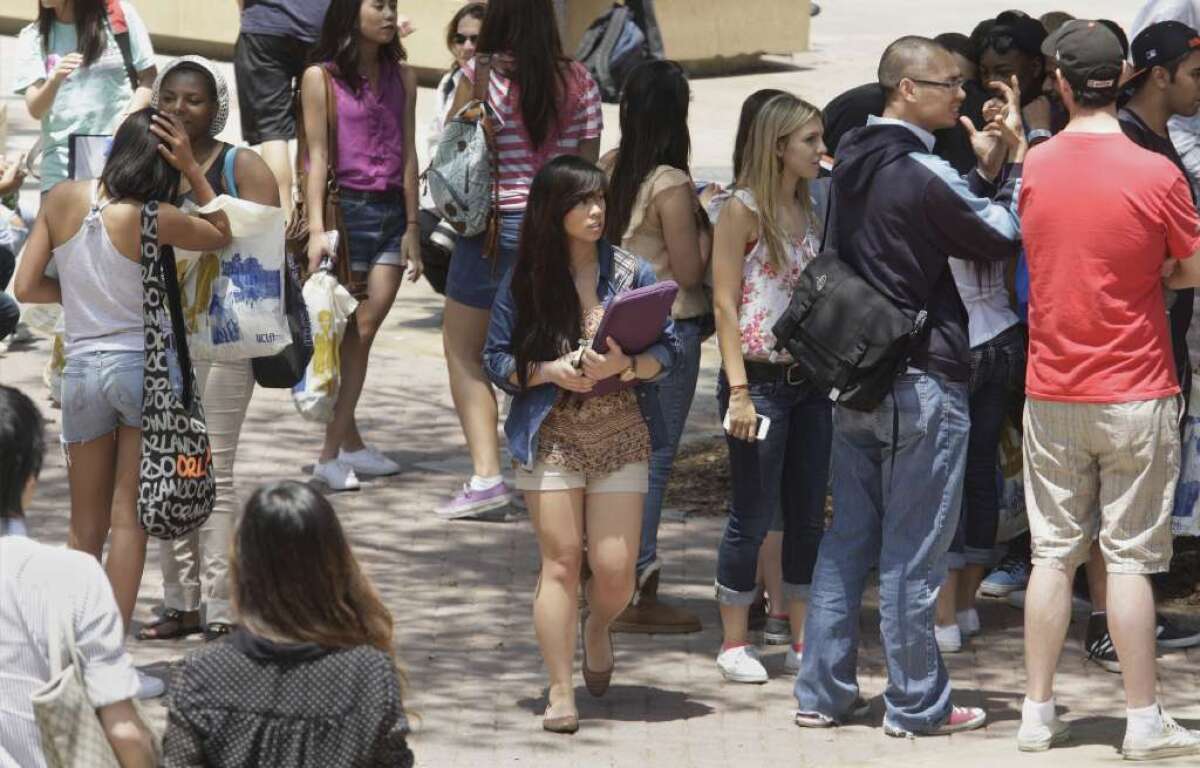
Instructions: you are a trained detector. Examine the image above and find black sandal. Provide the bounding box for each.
[204,622,235,642]
[136,609,202,641]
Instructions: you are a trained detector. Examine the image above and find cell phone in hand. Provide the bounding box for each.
[723,412,771,440]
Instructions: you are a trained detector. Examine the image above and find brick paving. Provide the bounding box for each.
[5,1,1200,765]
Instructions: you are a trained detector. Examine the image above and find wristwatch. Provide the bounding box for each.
[619,356,638,382]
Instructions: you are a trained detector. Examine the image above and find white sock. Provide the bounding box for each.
[1126,702,1163,740]
[469,474,503,491]
[1021,696,1056,725]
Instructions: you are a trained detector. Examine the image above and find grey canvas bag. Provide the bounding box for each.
[426,55,498,240]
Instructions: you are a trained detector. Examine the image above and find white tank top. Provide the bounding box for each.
[55,182,143,358]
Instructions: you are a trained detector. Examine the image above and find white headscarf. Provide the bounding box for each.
[151,55,231,137]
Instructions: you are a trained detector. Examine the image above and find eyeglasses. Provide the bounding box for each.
[907,77,966,91]
[452,34,478,45]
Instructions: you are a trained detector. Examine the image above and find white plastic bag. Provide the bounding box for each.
[177,196,290,361]
[1172,375,1200,536]
[290,270,358,422]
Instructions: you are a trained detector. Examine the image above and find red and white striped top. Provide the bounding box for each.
[462,55,602,212]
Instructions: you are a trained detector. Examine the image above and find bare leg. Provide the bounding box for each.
[66,432,117,559]
[583,492,642,669]
[759,531,784,612]
[1086,540,1108,611]
[320,265,403,461]
[720,604,751,646]
[1024,564,1075,702]
[788,599,807,646]
[529,488,586,720]
[936,569,960,626]
[106,426,147,632]
[442,298,501,478]
[1106,573,1158,709]
[257,139,293,218]
[960,564,987,612]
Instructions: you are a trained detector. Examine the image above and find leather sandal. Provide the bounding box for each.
[136,608,202,641]
[580,611,613,698]
[203,622,235,642]
[542,711,580,734]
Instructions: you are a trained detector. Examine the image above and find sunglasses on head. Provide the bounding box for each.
[453,33,478,45]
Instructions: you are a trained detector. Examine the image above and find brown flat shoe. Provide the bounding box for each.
[136,608,202,641]
[580,611,613,698]
[542,712,580,734]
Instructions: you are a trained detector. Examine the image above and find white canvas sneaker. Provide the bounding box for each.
[717,645,768,684]
[1017,716,1071,752]
[1123,711,1200,761]
[313,459,361,491]
[339,446,400,476]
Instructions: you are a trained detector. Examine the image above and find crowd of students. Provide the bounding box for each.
[5,0,1200,763]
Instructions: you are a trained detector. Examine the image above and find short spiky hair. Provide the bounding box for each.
[878,36,949,97]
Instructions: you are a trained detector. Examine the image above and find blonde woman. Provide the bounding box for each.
[710,94,831,684]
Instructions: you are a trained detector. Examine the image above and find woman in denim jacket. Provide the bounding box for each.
[484,156,678,734]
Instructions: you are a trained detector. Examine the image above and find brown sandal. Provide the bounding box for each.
[136,608,202,641]
[580,611,613,698]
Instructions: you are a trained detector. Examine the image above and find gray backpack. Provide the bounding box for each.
[426,55,498,239]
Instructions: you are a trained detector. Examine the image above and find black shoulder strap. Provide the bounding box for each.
[103,2,139,92]
[143,202,196,406]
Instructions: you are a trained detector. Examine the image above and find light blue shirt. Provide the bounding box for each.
[867,114,936,152]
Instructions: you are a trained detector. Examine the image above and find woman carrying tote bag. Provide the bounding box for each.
[14,109,232,695]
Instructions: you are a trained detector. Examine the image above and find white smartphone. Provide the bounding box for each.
[723,412,771,440]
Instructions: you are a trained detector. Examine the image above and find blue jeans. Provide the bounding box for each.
[949,324,1026,567]
[796,372,969,733]
[445,210,523,309]
[714,368,832,604]
[638,315,710,572]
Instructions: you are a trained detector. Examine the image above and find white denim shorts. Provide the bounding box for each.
[61,350,143,443]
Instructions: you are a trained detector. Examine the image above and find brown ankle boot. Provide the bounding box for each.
[612,561,701,635]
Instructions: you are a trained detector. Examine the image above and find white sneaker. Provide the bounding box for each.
[956,608,980,637]
[312,459,360,491]
[717,645,768,684]
[339,446,400,477]
[784,644,803,674]
[1123,710,1200,761]
[935,623,962,653]
[135,670,165,700]
[1018,716,1071,752]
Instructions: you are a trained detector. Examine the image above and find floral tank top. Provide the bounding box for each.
[711,188,820,362]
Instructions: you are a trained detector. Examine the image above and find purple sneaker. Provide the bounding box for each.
[436,480,515,519]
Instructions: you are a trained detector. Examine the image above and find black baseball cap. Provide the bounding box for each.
[1041,19,1124,95]
[1125,21,1200,91]
[980,10,1048,59]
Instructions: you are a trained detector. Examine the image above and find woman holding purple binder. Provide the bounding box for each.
[483,156,678,734]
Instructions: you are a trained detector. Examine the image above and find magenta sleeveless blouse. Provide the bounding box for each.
[327,60,406,192]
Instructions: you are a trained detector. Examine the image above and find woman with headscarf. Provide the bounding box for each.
[137,55,280,643]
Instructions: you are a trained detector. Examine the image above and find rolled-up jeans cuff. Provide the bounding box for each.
[945,551,966,571]
[714,580,758,606]
[163,584,201,613]
[204,598,232,626]
[780,580,811,602]
[964,546,995,566]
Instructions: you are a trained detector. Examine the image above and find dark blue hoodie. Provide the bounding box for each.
[829,121,1023,381]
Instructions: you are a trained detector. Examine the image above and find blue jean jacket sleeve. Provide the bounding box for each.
[632,260,680,381]
[483,267,522,395]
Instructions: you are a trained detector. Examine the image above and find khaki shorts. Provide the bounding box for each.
[1023,396,1180,575]
[515,461,649,495]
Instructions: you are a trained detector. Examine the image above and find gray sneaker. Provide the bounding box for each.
[1122,710,1200,761]
[763,615,791,645]
[1017,716,1071,752]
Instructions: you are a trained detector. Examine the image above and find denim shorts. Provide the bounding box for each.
[340,190,407,274]
[61,350,143,443]
[445,210,523,309]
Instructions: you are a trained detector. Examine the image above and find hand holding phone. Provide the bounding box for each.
[723,411,770,441]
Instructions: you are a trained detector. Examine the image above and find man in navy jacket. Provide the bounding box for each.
[794,35,1027,737]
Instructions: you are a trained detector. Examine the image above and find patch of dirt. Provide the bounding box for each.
[666,437,1200,601]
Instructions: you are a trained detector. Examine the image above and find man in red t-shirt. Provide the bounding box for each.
[1018,20,1200,759]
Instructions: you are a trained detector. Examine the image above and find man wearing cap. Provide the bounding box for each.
[1017,19,1200,759]
[794,35,1026,738]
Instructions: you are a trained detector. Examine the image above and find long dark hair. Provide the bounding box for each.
[309,0,407,95]
[477,0,568,148]
[605,60,691,243]
[513,156,609,389]
[38,0,107,67]
[0,385,44,520]
[232,482,403,679]
[733,88,787,181]
[99,109,180,203]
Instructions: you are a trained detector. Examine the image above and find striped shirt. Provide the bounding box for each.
[0,522,139,768]
[462,55,602,212]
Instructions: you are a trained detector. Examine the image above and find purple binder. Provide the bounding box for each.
[582,280,678,398]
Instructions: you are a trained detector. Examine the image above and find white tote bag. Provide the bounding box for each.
[177,195,291,361]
